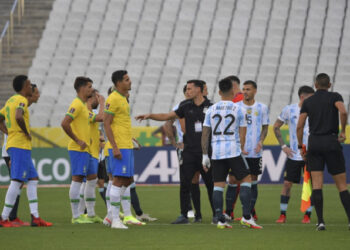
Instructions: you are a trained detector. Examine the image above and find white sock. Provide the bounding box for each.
[121,186,132,217]
[1,181,22,220]
[106,181,112,215]
[85,178,97,217]
[69,181,82,219]
[78,182,86,215]
[27,180,39,218]
[109,185,121,220]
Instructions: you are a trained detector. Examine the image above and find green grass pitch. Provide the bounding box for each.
[1,185,350,249]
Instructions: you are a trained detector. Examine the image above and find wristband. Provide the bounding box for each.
[281,144,287,149]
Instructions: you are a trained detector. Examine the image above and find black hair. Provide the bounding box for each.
[226,75,240,85]
[107,86,113,95]
[31,83,37,92]
[111,70,128,85]
[13,75,28,93]
[74,76,93,91]
[315,73,330,87]
[243,80,257,89]
[218,77,233,94]
[186,79,205,92]
[298,85,315,97]
[182,85,187,94]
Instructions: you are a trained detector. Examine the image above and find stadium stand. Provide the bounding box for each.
[2,0,347,127]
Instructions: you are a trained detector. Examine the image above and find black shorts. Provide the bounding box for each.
[307,134,346,175]
[245,157,262,176]
[284,159,305,183]
[212,155,250,182]
[97,160,108,181]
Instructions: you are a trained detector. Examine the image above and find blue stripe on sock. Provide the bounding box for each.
[241,182,252,188]
[214,186,224,192]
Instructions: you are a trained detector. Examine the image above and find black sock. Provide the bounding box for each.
[98,188,106,205]
[312,189,324,224]
[280,195,290,215]
[9,195,20,221]
[191,183,201,218]
[225,184,237,215]
[130,185,143,216]
[240,184,252,220]
[250,183,258,213]
[339,190,350,223]
[213,188,225,223]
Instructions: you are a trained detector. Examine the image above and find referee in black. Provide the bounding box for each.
[297,73,350,231]
[135,80,215,224]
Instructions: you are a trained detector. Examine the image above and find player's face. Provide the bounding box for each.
[203,84,208,97]
[23,79,32,97]
[89,93,99,109]
[81,82,93,99]
[242,84,256,101]
[119,74,131,91]
[186,83,201,99]
[31,87,40,103]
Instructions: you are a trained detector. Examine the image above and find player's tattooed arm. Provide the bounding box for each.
[259,125,269,142]
[15,108,31,140]
[201,126,211,155]
[273,119,285,146]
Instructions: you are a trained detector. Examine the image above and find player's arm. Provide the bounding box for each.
[135,111,178,122]
[15,108,31,140]
[94,93,105,122]
[0,114,7,134]
[151,126,163,139]
[274,119,294,158]
[103,113,122,159]
[201,126,211,170]
[239,126,248,154]
[297,112,307,158]
[255,125,268,153]
[61,115,87,150]
[179,118,185,133]
[163,120,177,147]
[335,101,347,142]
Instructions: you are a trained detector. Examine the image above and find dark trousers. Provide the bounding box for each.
[180,150,214,217]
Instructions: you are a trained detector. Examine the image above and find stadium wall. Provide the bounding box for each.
[1,145,349,186]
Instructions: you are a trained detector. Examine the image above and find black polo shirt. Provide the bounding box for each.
[300,89,343,135]
[175,98,212,152]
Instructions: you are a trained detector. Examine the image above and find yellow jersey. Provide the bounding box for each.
[0,94,31,150]
[65,97,95,152]
[89,110,100,159]
[104,90,133,149]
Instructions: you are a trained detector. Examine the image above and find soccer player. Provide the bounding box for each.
[201,77,262,229]
[61,77,103,224]
[297,73,350,231]
[235,80,269,219]
[136,80,215,224]
[274,86,315,224]
[104,70,144,229]
[225,75,244,220]
[0,83,40,226]
[0,75,52,227]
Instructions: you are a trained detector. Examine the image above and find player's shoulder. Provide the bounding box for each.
[178,99,192,108]
[12,94,28,105]
[256,101,268,109]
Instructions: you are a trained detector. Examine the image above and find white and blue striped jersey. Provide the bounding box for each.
[172,103,184,143]
[278,103,309,161]
[203,101,247,160]
[237,101,269,158]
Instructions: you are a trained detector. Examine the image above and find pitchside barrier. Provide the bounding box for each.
[0,126,349,185]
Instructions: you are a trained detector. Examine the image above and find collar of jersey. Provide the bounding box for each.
[76,97,86,104]
[113,90,126,98]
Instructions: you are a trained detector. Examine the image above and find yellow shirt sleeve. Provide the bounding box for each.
[16,96,28,111]
[0,106,5,117]
[104,95,117,115]
[89,111,96,123]
[66,100,82,120]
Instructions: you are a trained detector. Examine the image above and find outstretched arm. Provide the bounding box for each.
[135,111,178,122]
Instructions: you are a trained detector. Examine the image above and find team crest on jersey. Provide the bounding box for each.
[89,113,93,118]
[255,111,259,116]
[69,108,75,114]
[247,109,252,114]
[106,103,110,110]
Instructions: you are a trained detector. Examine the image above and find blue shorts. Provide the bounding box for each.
[108,149,134,177]
[87,156,98,175]
[8,148,38,182]
[105,157,112,174]
[69,151,90,176]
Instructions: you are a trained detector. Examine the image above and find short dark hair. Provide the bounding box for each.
[243,80,257,89]
[187,79,205,92]
[74,76,93,91]
[13,75,28,92]
[31,83,37,92]
[182,85,187,94]
[298,85,315,97]
[111,70,128,85]
[218,77,233,94]
[226,75,240,85]
[315,73,330,87]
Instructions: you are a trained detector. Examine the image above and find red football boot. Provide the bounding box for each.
[11,217,30,226]
[31,215,53,227]
[276,214,286,223]
[301,214,311,224]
